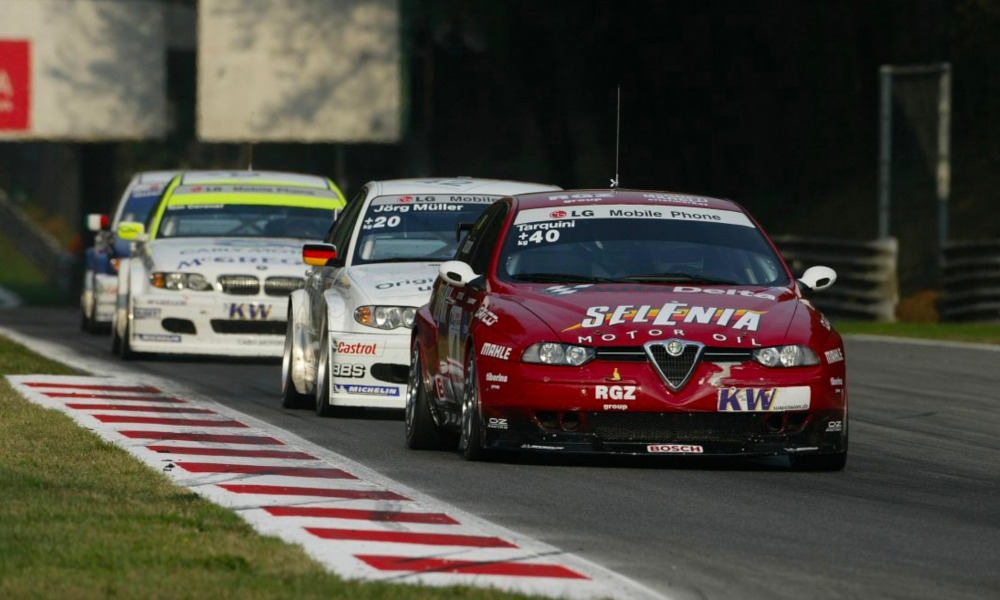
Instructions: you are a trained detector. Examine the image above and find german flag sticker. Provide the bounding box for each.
[303,244,337,267]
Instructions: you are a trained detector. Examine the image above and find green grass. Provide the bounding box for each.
[0,231,66,305]
[836,321,1000,345]
[0,335,543,600]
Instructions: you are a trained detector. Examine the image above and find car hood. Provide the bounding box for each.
[509,283,800,347]
[143,237,304,277]
[345,262,440,306]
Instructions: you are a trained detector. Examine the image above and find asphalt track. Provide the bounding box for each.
[2,307,998,600]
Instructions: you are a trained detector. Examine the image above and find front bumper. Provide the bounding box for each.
[92,273,118,324]
[128,292,288,357]
[326,331,411,408]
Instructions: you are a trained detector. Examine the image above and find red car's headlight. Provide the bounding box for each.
[522,342,594,366]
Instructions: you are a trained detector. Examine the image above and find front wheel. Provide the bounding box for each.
[405,342,451,450]
[457,351,486,461]
[280,312,311,409]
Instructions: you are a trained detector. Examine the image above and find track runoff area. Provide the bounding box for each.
[7,366,664,600]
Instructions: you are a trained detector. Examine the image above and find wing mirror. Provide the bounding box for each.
[117,221,147,242]
[302,243,338,267]
[439,261,479,287]
[87,213,109,232]
[799,266,837,291]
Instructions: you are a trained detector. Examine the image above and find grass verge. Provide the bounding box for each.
[0,335,541,600]
[0,231,66,305]
[836,320,1000,345]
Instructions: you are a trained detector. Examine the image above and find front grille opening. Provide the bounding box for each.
[786,412,811,434]
[210,320,285,335]
[765,413,784,432]
[536,411,559,430]
[371,363,408,384]
[161,318,196,334]
[588,412,770,443]
[264,276,304,297]
[218,275,261,295]
[560,411,581,431]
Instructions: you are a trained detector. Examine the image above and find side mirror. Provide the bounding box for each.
[439,260,478,287]
[117,221,146,241]
[87,213,109,232]
[303,243,338,267]
[799,266,837,291]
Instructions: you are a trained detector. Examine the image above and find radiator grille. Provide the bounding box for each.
[645,342,701,390]
[218,275,260,295]
[588,412,767,443]
[264,277,304,297]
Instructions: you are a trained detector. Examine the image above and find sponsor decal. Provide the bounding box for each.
[0,41,30,131]
[520,444,565,451]
[137,334,182,342]
[672,286,776,300]
[603,404,629,411]
[514,205,755,228]
[487,417,508,430]
[226,303,273,320]
[820,314,831,330]
[133,308,162,319]
[334,341,383,356]
[595,385,637,400]
[480,343,512,360]
[825,348,844,364]
[375,278,435,290]
[485,372,508,383]
[647,444,704,454]
[830,377,843,386]
[549,192,614,202]
[565,303,765,332]
[330,363,366,378]
[642,193,713,206]
[542,284,593,296]
[717,386,811,412]
[147,298,188,306]
[606,367,622,382]
[474,305,499,326]
[334,384,399,396]
[826,420,843,433]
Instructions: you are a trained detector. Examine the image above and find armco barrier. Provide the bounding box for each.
[0,189,78,297]
[771,235,898,322]
[940,240,1000,322]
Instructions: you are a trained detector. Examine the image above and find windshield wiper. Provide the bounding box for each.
[621,272,741,285]
[511,272,624,284]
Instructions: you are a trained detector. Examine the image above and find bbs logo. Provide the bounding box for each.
[331,364,366,378]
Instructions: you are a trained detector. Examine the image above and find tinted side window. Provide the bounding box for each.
[469,204,509,273]
[456,201,506,265]
[326,188,366,250]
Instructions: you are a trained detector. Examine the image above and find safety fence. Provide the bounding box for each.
[0,189,78,298]
[771,235,899,322]
[940,240,1000,322]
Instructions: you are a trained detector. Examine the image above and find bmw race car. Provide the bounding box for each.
[407,189,848,470]
[281,178,561,415]
[81,171,177,332]
[111,171,346,358]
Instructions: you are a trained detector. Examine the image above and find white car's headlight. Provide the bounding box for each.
[150,272,214,291]
[522,342,594,366]
[752,345,820,367]
[354,306,417,330]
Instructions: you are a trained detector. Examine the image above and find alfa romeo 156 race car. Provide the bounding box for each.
[281,178,560,416]
[80,171,177,332]
[111,170,346,358]
[407,189,848,470]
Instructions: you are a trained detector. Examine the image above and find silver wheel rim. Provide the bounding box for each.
[316,333,329,409]
[460,359,476,451]
[405,345,419,437]
[281,322,293,394]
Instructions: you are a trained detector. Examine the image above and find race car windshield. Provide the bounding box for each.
[120,188,165,224]
[499,205,788,287]
[352,195,497,264]
[156,204,332,240]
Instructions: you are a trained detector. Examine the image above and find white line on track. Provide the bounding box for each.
[2,325,670,600]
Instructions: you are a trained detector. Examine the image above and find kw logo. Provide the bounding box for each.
[719,388,776,411]
[227,303,272,320]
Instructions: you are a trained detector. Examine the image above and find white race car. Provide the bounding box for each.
[112,170,346,358]
[81,171,177,332]
[282,178,560,415]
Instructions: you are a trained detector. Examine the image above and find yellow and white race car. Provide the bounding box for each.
[112,170,346,358]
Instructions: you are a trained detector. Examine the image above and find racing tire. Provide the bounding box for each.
[457,351,487,461]
[789,451,847,471]
[280,313,311,409]
[405,342,451,450]
[111,312,122,355]
[119,319,138,360]
[314,328,337,417]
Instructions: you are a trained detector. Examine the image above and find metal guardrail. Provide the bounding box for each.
[772,235,899,322]
[0,189,78,298]
[940,240,1000,322]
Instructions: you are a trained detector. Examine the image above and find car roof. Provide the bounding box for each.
[512,189,745,212]
[179,170,332,189]
[135,171,181,184]
[369,177,561,197]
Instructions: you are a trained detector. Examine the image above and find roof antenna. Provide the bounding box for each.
[610,85,621,189]
[246,142,254,172]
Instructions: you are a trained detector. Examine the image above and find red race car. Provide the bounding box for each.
[407,190,847,470]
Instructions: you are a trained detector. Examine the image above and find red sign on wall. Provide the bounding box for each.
[0,40,31,131]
